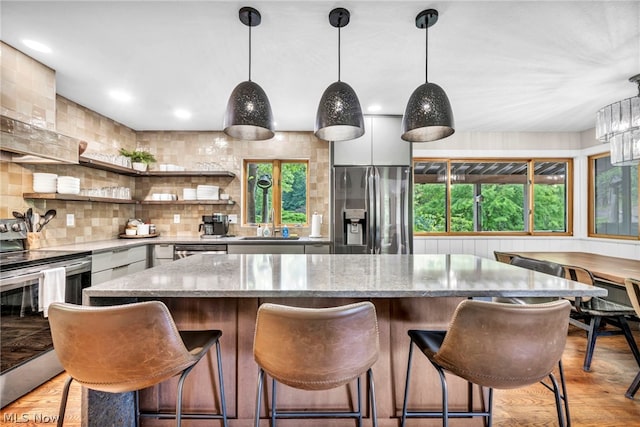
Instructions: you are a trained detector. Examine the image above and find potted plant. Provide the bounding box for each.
[119,148,157,171]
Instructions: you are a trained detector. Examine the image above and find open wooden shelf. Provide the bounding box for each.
[23,193,136,204]
[79,156,236,177]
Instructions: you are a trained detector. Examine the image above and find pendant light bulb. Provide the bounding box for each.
[315,8,365,142]
[224,7,275,141]
[401,9,454,142]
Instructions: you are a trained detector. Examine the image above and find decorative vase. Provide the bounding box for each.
[132,162,147,171]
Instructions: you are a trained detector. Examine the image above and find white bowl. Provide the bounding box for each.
[125,228,137,236]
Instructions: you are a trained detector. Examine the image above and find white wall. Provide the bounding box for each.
[412,130,640,260]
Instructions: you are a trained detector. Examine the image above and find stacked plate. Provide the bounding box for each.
[196,185,219,200]
[183,188,197,200]
[33,173,58,193]
[57,176,81,194]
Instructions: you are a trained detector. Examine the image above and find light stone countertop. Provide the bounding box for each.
[84,253,607,300]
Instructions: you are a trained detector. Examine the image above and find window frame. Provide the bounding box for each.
[587,152,639,240]
[413,157,573,236]
[242,159,310,227]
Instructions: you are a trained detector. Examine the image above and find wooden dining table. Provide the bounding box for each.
[508,251,639,286]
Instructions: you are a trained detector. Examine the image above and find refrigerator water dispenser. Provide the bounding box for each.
[344,209,366,245]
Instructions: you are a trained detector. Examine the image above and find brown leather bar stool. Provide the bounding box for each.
[48,301,228,427]
[563,265,640,372]
[401,299,571,427]
[624,277,640,399]
[253,301,379,427]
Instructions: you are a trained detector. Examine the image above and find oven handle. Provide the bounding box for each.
[0,259,92,290]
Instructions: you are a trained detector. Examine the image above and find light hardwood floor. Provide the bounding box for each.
[1,325,638,426]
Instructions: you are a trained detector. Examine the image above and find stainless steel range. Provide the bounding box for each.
[0,218,91,407]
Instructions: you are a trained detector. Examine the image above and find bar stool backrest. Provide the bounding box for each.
[433,299,571,389]
[48,301,197,393]
[253,301,379,391]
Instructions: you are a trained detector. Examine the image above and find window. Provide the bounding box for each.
[413,159,572,235]
[589,153,639,239]
[244,160,309,226]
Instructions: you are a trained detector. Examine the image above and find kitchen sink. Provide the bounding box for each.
[239,236,300,240]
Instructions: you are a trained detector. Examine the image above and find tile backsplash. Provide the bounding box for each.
[1,97,330,247]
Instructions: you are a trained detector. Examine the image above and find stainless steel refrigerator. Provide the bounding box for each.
[332,166,412,254]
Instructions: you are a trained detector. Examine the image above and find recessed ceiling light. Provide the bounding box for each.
[174,109,192,119]
[22,39,52,54]
[367,104,382,112]
[108,90,133,103]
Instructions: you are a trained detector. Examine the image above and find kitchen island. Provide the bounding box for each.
[83,254,606,427]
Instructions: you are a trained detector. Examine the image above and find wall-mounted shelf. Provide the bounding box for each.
[23,193,236,206]
[79,156,236,177]
[23,193,136,204]
[140,200,235,205]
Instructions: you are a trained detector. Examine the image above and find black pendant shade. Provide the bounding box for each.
[223,7,274,141]
[401,82,454,142]
[401,9,454,142]
[224,80,274,141]
[314,8,365,142]
[315,81,365,141]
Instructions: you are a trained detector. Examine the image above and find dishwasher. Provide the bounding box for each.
[173,244,228,259]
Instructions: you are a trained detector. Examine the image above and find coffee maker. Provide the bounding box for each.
[200,214,229,237]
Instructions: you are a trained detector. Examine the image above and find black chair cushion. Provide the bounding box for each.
[408,330,446,358]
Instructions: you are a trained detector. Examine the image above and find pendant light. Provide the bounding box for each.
[314,8,365,142]
[401,9,454,142]
[595,74,640,166]
[223,7,274,141]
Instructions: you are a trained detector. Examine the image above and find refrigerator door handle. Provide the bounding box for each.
[372,167,382,254]
[366,166,375,254]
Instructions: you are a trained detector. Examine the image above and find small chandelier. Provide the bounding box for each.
[596,74,640,166]
[223,7,274,141]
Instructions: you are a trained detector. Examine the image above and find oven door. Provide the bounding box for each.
[0,258,91,407]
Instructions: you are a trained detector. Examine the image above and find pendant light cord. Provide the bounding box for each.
[337,23,342,82]
[425,23,429,83]
[248,16,252,82]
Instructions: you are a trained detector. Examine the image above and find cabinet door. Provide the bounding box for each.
[305,243,331,254]
[372,116,411,165]
[332,116,373,165]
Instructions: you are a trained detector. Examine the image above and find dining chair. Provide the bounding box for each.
[493,251,517,264]
[401,299,572,427]
[623,277,640,399]
[502,255,564,304]
[48,301,228,427]
[253,301,379,427]
[563,265,640,372]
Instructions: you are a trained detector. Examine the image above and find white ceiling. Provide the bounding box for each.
[2,1,639,134]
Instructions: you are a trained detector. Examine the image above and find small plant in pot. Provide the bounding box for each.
[119,148,156,171]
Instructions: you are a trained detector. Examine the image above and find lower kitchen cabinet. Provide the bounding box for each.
[304,243,331,254]
[91,245,147,285]
[152,243,174,266]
